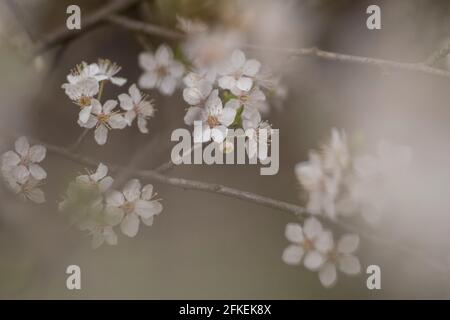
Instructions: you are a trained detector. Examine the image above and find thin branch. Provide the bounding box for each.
[107,15,450,80]
[33,0,141,56]
[426,40,450,66]
[37,138,448,272]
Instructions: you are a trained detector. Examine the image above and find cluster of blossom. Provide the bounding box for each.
[1,137,46,203]
[295,128,411,224]
[182,48,272,148]
[59,163,163,249]
[62,59,156,145]
[282,217,360,287]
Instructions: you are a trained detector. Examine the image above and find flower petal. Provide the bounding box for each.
[282,244,304,265]
[29,164,47,180]
[337,234,359,254]
[338,255,361,275]
[2,151,20,168]
[236,76,253,92]
[98,176,113,193]
[106,190,125,207]
[159,76,177,95]
[135,200,162,218]
[303,217,323,239]
[118,93,134,111]
[27,187,46,204]
[138,52,156,71]
[139,72,158,89]
[243,59,261,76]
[303,250,325,271]
[123,179,141,202]
[285,223,304,243]
[94,125,108,145]
[141,184,154,200]
[15,137,29,157]
[121,213,140,237]
[319,262,337,288]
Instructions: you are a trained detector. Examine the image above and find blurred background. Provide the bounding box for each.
[1,0,450,299]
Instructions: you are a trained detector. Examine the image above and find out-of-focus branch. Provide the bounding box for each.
[34,138,447,272]
[107,15,450,79]
[33,0,141,56]
[425,40,450,66]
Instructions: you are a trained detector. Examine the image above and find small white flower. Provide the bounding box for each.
[79,99,127,145]
[183,79,213,106]
[138,44,185,95]
[317,233,361,288]
[295,151,339,219]
[1,136,47,181]
[118,84,155,133]
[65,62,106,84]
[218,49,261,95]
[282,217,330,271]
[97,59,127,86]
[106,179,162,238]
[184,89,236,143]
[76,163,114,194]
[3,169,45,204]
[62,78,99,124]
[82,222,118,249]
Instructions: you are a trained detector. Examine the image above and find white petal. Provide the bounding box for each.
[282,245,304,265]
[303,217,323,239]
[138,72,158,89]
[141,184,154,200]
[2,151,20,168]
[337,234,359,254]
[138,52,156,71]
[129,84,142,104]
[91,233,105,249]
[224,99,241,111]
[169,61,185,78]
[27,187,45,204]
[218,107,236,127]
[319,262,337,288]
[15,137,29,157]
[110,77,127,86]
[184,107,203,125]
[303,250,325,271]
[103,227,118,246]
[29,164,47,180]
[121,213,140,237]
[159,76,177,95]
[137,117,148,134]
[230,49,246,70]
[338,255,361,275]
[243,59,261,76]
[315,230,334,253]
[155,44,173,65]
[106,190,125,207]
[90,99,102,115]
[94,125,108,145]
[103,100,117,114]
[92,163,108,181]
[141,216,154,226]
[123,179,141,202]
[118,93,134,111]
[218,76,235,90]
[210,125,227,143]
[285,223,304,243]
[135,200,162,218]
[79,106,92,124]
[12,165,30,183]
[104,206,125,226]
[108,114,127,129]
[236,76,253,91]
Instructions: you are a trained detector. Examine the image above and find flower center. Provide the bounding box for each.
[97,113,110,124]
[207,115,220,127]
[157,66,168,78]
[303,238,315,251]
[122,201,135,215]
[78,96,91,107]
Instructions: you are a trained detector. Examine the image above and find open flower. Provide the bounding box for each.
[97,59,127,86]
[316,233,361,288]
[2,136,47,181]
[76,163,114,194]
[295,151,339,219]
[79,99,127,145]
[218,49,261,95]
[2,168,45,204]
[118,84,155,133]
[138,44,185,95]
[106,179,163,238]
[282,217,329,271]
[183,79,213,107]
[184,89,236,143]
[62,78,100,124]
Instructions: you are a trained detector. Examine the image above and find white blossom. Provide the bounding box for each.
[184,89,236,143]
[295,151,339,219]
[317,233,361,288]
[138,44,185,95]
[282,217,331,271]
[62,77,99,124]
[97,59,127,86]
[106,179,162,238]
[118,84,155,133]
[218,49,261,95]
[2,136,47,181]
[3,169,45,204]
[79,99,127,145]
[76,163,114,194]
